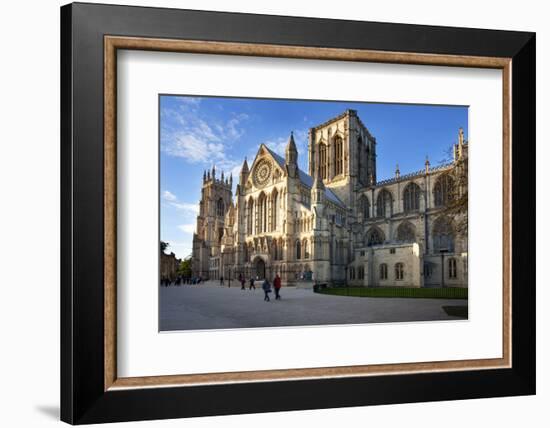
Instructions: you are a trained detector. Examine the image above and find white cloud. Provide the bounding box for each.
[178,224,195,234]
[162,190,177,201]
[171,202,199,214]
[161,101,250,174]
[162,190,199,217]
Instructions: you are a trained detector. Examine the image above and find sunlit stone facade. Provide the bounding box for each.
[192,110,467,287]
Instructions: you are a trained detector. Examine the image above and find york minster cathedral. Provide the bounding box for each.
[192,110,468,288]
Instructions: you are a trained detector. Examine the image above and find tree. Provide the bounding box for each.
[177,255,192,278]
[439,143,468,236]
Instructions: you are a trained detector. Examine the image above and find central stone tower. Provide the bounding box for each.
[307,109,377,206]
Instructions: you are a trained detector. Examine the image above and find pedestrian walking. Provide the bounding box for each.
[274,274,282,300]
[249,277,255,290]
[240,275,246,290]
[220,276,224,287]
[262,278,271,301]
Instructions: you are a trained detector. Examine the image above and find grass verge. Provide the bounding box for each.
[316,286,468,299]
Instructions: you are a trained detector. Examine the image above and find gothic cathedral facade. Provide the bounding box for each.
[192,110,468,288]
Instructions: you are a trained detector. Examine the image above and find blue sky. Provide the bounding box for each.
[160,95,468,260]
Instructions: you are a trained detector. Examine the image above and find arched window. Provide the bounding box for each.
[258,192,267,233]
[271,189,278,232]
[246,199,254,235]
[365,227,384,246]
[379,263,388,280]
[272,241,278,261]
[319,143,328,179]
[434,175,455,207]
[296,240,302,260]
[359,195,370,219]
[358,266,365,280]
[448,258,457,278]
[396,221,416,242]
[395,263,404,280]
[216,198,225,217]
[303,239,310,259]
[350,267,355,280]
[433,216,455,253]
[403,182,421,212]
[334,136,343,176]
[376,189,393,217]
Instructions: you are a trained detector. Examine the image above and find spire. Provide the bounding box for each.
[285,132,298,178]
[459,127,464,146]
[285,131,298,164]
[221,171,225,182]
[425,156,430,174]
[241,157,249,174]
[239,157,249,186]
[212,165,216,179]
[203,170,206,182]
[395,164,400,179]
[229,173,233,187]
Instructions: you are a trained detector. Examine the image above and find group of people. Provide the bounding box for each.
[234,273,282,302]
[160,276,202,286]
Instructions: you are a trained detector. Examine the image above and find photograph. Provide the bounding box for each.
[159,96,469,331]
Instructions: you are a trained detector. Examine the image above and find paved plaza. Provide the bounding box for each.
[159,281,467,331]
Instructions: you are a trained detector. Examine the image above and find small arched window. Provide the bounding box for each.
[217,198,225,217]
[379,263,388,280]
[403,182,421,212]
[395,263,404,280]
[448,258,457,278]
[296,240,302,260]
[303,239,310,259]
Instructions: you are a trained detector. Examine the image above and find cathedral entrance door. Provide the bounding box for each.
[254,258,266,280]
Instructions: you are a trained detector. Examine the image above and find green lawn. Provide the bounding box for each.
[316,286,468,299]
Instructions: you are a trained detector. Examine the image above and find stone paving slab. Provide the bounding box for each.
[159,281,468,331]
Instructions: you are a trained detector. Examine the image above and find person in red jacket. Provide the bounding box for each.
[274,274,282,300]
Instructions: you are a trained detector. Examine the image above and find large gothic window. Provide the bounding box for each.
[319,143,328,180]
[257,192,267,234]
[433,175,455,207]
[246,199,254,235]
[432,216,455,253]
[303,239,310,259]
[365,227,384,246]
[376,189,393,217]
[359,195,370,219]
[334,136,343,176]
[403,182,421,212]
[396,221,416,242]
[216,198,225,217]
[271,189,278,232]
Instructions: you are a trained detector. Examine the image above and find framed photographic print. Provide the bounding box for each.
[60,2,536,424]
